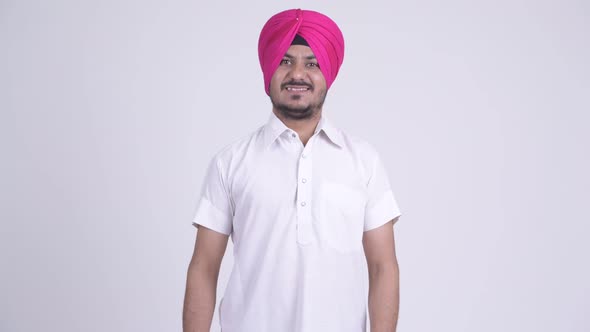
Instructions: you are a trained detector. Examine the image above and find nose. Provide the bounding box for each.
[288,62,306,80]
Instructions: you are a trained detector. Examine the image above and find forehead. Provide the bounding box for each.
[283,45,316,58]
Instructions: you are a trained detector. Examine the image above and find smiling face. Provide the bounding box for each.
[269,45,327,120]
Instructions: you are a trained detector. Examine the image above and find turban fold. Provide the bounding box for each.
[258,9,345,95]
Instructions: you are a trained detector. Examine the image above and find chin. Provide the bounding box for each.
[275,104,314,119]
[286,102,310,110]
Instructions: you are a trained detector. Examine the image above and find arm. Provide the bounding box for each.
[363,218,400,332]
[183,225,229,332]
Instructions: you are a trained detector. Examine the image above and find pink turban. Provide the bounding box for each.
[258,9,345,95]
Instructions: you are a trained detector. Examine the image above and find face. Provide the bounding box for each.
[269,45,327,120]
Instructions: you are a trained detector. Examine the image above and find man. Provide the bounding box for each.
[183,8,402,332]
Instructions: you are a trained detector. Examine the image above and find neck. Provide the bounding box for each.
[272,109,322,146]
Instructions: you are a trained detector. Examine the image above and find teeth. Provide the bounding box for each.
[286,87,309,91]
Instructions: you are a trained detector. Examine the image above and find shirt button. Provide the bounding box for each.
[301,178,307,183]
[301,153,307,158]
[300,201,306,207]
[291,133,296,138]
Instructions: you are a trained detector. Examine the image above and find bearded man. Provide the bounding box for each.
[183,8,402,332]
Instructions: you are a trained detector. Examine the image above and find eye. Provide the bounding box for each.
[307,62,320,68]
[280,59,291,65]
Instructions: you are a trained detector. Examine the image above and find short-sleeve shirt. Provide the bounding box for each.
[192,112,401,332]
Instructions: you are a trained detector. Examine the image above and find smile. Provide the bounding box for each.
[286,86,310,92]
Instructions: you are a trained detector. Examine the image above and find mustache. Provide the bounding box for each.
[281,80,313,89]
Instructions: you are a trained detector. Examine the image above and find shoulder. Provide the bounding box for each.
[328,125,385,184]
[334,126,381,162]
[209,125,266,168]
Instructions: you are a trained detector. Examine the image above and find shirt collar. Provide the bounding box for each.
[262,112,344,149]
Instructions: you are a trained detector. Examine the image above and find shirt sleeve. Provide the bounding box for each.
[191,155,233,235]
[364,151,402,232]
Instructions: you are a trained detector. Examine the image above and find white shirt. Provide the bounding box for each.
[192,112,401,332]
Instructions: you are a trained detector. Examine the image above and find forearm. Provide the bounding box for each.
[183,263,219,332]
[367,262,400,332]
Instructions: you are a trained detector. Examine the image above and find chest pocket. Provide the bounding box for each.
[318,181,367,253]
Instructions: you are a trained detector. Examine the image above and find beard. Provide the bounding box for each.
[270,90,327,120]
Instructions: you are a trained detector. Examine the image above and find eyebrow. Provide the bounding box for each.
[283,53,317,60]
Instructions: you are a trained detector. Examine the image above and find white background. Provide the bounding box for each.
[1,0,589,331]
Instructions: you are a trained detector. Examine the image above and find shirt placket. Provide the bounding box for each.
[295,135,315,246]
